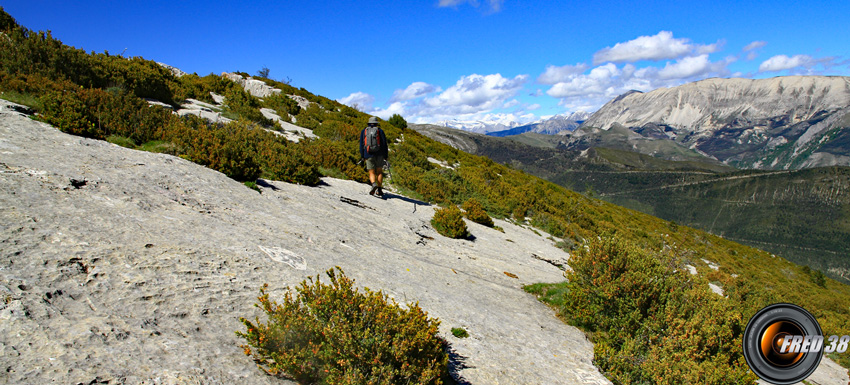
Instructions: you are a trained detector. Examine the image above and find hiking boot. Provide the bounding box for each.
[376,187,384,197]
[369,183,379,196]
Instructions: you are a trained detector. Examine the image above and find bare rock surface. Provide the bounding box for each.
[222,73,282,99]
[259,108,318,143]
[0,99,610,384]
[175,98,232,124]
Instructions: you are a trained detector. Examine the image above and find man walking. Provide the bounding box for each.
[360,117,389,197]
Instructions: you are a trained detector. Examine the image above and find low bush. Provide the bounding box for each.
[39,87,173,144]
[223,86,273,126]
[256,137,321,185]
[263,92,301,117]
[552,237,757,384]
[300,138,367,183]
[461,198,494,227]
[388,113,407,129]
[237,267,449,385]
[431,205,469,239]
[170,119,263,182]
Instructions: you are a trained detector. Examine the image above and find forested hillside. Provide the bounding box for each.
[412,124,850,284]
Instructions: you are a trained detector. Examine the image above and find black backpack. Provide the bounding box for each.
[364,126,383,155]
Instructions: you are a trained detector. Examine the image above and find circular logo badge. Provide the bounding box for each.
[743,303,823,384]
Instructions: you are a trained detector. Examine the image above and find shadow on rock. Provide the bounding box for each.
[381,192,431,206]
[255,179,280,191]
[446,343,473,385]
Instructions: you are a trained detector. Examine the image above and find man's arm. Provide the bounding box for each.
[359,129,366,159]
[381,129,389,158]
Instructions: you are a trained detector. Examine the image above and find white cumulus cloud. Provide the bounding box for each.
[759,54,815,72]
[592,31,718,64]
[390,82,441,103]
[542,53,735,111]
[422,73,529,114]
[546,63,624,98]
[337,92,375,112]
[371,102,407,120]
[538,63,589,85]
[657,55,713,79]
[358,73,531,124]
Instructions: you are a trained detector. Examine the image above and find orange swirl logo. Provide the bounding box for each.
[743,303,849,384]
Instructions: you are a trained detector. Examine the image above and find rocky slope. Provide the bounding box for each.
[579,76,850,169]
[1,100,846,385]
[0,100,610,384]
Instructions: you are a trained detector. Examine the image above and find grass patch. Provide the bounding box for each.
[138,140,178,155]
[451,327,469,338]
[106,135,136,149]
[244,181,260,193]
[523,282,570,310]
[317,166,349,180]
[0,90,42,110]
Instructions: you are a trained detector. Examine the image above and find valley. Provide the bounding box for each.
[412,123,850,283]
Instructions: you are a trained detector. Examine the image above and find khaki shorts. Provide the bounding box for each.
[365,156,385,170]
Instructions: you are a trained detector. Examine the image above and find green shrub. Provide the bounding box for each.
[39,87,173,143]
[237,268,449,385]
[431,205,469,239]
[256,137,321,185]
[556,237,757,384]
[39,90,102,138]
[175,73,235,104]
[263,92,301,117]
[223,86,273,125]
[300,138,367,183]
[461,198,494,227]
[388,114,407,129]
[171,119,263,182]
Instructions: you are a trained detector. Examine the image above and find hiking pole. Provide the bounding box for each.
[384,159,392,182]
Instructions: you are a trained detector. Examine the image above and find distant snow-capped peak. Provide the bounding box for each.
[424,112,591,134]
[434,118,524,134]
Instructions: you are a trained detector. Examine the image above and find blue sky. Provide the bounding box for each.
[4,0,849,124]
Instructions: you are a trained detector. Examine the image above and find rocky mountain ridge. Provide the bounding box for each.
[578,76,850,169]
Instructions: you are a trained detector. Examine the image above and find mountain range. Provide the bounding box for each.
[440,76,850,171]
[433,111,590,136]
[487,111,590,137]
[432,117,523,134]
[573,76,850,170]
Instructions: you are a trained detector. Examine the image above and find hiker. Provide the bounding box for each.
[360,117,389,197]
